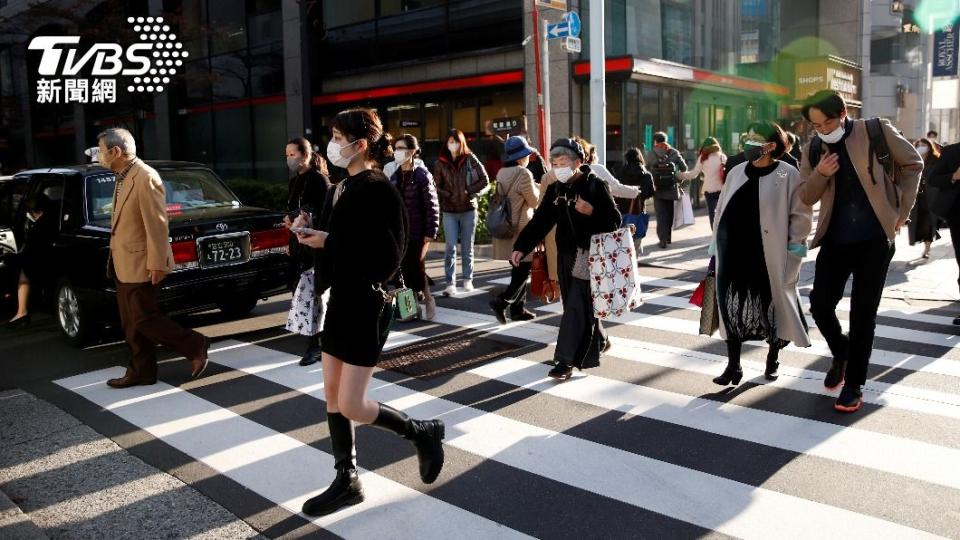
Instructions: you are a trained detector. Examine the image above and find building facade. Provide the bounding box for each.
[0,0,882,180]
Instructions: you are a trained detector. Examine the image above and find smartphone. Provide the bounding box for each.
[291,227,319,235]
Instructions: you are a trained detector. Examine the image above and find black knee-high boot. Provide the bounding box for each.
[713,340,744,386]
[300,334,321,367]
[302,412,364,516]
[370,403,445,484]
[765,344,781,381]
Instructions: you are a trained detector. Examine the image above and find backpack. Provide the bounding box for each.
[651,153,678,190]
[485,175,518,239]
[808,118,893,185]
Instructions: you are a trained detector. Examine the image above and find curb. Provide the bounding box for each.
[0,489,48,540]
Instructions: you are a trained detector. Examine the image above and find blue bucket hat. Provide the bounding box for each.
[504,135,535,162]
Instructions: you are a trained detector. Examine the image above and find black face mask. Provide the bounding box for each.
[744,143,765,162]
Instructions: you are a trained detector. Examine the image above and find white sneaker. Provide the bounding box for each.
[463,280,475,292]
[423,295,436,320]
[443,284,457,297]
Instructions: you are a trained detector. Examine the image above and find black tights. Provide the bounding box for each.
[725,340,781,369]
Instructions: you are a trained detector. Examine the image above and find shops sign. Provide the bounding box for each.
[28,16,186,104]
[794,58,861,103]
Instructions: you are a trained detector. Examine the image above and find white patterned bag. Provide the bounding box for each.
[588,228,642,320]
[286,269,327,336]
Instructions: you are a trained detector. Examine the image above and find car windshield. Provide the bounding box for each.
[86,169,240,226]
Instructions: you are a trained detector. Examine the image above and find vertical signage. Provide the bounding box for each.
[934,20,959,77]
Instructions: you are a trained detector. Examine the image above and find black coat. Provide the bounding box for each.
[287,168,332,273]
[617,161,655,213]
[514,166,621,257]
[315,170,408,290]
[19,214,57,283]
[928,143,960,222]
[725,152,747,177]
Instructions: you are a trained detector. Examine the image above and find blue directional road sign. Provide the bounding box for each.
[546,11,581,40]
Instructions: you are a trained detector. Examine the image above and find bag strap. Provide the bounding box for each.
[808,136,822,170]
[866,117,893,185]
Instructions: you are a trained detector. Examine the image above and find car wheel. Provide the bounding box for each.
[57,280,91,346]
[216,294,259,318]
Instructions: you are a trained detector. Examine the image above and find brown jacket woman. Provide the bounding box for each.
[433,152,490,213]
[492,165,539,261]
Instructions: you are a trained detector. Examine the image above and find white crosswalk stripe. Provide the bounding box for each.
[51,267,960,539]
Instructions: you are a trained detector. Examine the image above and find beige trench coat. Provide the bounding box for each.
[492,166,540,260]
[711,161,813,346]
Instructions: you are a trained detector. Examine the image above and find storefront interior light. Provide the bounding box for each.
[891,0,904,14]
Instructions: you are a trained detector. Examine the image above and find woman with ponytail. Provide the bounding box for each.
[294,108,445,517]
[678,137,726,228]
[284,137,332,366]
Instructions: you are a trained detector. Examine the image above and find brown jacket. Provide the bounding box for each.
[433,153,491,213]
[109,159,174,283]
[492,166,540,261]
[799,118,923,248]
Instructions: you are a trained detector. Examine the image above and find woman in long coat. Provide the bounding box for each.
[491,136,540,323]
[710,121,813,385]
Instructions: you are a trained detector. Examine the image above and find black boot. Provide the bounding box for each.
[489,297,508,325]
[765,346,780,381]
[302,412,364,516]
[713,340,744,386]
[371,403,445,484]
[300,334,321,367]
[509,301,536,322]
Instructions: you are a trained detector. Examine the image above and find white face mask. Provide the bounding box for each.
[327,139,359,169]
[287,156,303,172]
[554,166,574,183]
[394,149,410,164]
[917,145,930,156]
[817,121,845,144]
[448,142,461,154]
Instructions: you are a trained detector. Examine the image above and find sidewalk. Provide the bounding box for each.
[0,390,263,539]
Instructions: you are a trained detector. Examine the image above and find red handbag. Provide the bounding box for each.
[530,248,548,298]
[690,278,706,307]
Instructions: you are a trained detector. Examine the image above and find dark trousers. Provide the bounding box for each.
[950,218,960,293]
[499,261,532,309]
[704,191,721,229]
[555,252,605,369]
[115,280,206,381]
[654,198,675,244]
[400,239,428,292]
[808,238,895,387]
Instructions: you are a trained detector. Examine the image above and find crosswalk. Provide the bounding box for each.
[52,265,960,539]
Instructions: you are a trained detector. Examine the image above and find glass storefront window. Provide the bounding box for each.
[249,43,284,96]
[452,98,478,140]
[380,0,445,16]
[624,81,640,152]
[606,81,623,160]
[210,53,249,102]
[324,0,376,28]
[640,85,659,153]
[209,1,247,55]
[253,103,286,181]
[214,107,253,180]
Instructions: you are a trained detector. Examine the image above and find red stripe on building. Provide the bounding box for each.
[572,57,635,77]
[692,70,790,97]
[312,70,524,106]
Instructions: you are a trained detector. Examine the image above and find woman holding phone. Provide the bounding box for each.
[293,108,445,517]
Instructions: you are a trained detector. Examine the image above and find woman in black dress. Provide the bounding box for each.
[908,138,942,259]
[710,121,812,385]
[284,137,332,366]
[6,194,55,329]
[294,108,445,517]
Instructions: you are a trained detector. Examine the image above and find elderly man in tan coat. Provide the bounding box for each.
[99,128,210,388]
[798,90,923,413]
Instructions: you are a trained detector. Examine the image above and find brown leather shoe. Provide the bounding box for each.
[106,375,157,388]
[190,336,211,378]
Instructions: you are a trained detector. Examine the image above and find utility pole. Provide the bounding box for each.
[589,0,606,164]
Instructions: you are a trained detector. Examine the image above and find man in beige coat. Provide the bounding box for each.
[99,128,210,388]
[799,91,923,413]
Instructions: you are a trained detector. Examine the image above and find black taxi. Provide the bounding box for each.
[0,162,292,345]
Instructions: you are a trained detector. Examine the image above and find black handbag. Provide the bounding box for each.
[928,182,960,221]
